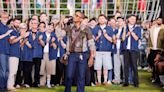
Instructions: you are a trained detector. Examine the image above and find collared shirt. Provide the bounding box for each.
[113,28,124,54]
[44,32,50,53]
[0,22,10,55]
[100,24,106,30]
[65,25,95,53]
[127,24,134,49]
[92,25,113,51]
[116,28,122,49]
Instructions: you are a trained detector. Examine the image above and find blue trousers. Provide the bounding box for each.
[0,54,9,89]
[65,52,88,92]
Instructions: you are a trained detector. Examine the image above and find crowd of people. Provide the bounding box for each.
[0,11,164,92]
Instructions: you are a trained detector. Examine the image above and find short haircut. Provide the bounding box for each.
[13,17,21,22]
[116,11,121,14]
[40,12,47,16]
[0,11,9,17]
[6,18,13,25]
[39,22,46,28]
[128,14,137,19]
[89,17,97,23]
[48,22,54,27]
[75,10,85,19]
[117,17,124,20]
[98,14,107,20]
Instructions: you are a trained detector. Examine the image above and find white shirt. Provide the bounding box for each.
[44,32,50,53]
[126,25,134,49]
[116,28,122,49]
[153,26,160,50]
[100,24,106,30]
[57,48,60,57]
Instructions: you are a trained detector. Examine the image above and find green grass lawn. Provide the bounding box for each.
[15,71,164,92]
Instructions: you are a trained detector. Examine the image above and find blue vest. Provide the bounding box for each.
[21,32,33,61]
[32,31,44,58]
[92,25,113,51]
[9,29,21,57]
[58,36,67,57]
[122,25,141,51]
[49,32,58,60]
[0,22,10,55]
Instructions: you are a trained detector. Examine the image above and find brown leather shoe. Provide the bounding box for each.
[96,82,101,86]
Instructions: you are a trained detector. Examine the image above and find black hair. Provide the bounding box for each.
[75,10,85,19]
[39,22,46,28]
[40,12,47,16]
[13,17,21,22]
[89,17,97,23]
[128,14,137,19]
[48,22,54,27]
[98,14,107,20]
[117,17,124,20]
[6,18,13,26]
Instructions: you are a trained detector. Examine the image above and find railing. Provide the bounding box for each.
[0,0,161,22]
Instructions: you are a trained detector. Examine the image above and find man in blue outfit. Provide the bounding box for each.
[0,11,13,90]
[122,15,141,87]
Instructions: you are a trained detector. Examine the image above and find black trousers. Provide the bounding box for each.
[85,66,95,86]
[147,50,161,79]
[123,50,139,86]
[33,58,42,85]
[15,61,24,86]
[56,57,65,85]
[23,62,33,86]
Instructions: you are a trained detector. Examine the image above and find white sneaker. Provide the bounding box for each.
[107,81,112,85]
[143,67,148,70]
[47,84,52,88]
[147,67,152,72]
[138,66,142,70]
[51,84,55,87]
[151,79,155,83]
[91,82,95,86]
[15,85,21,89]
[24,84,30,88]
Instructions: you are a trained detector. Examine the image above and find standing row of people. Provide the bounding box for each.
[0,11,164,92]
